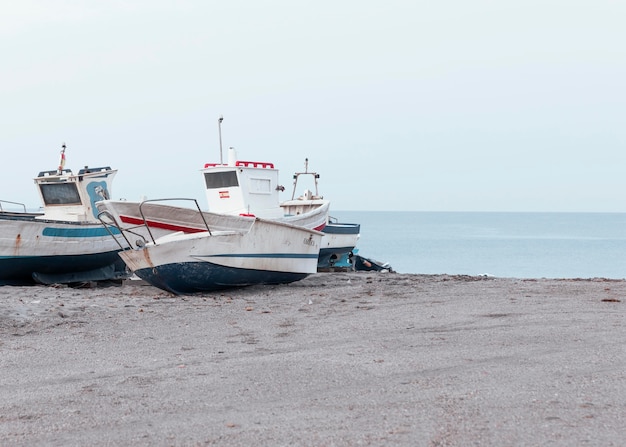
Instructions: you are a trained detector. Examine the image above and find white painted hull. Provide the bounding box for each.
[119,218,322,294]
[321,229,360,252]
[0,214,125,284]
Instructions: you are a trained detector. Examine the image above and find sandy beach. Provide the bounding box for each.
[1,272,624,446]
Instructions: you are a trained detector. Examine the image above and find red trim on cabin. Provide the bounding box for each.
[203,161,274,169]
[120,215,206,233]
[239,213,255,217]
[235,160,275,169]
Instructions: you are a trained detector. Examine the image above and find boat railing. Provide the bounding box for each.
[78,166,112,175]
[37,168,73,177]
[138,198,212,244]
[290,158,321,200]
[0,200,28,212]
[97,210,143,251]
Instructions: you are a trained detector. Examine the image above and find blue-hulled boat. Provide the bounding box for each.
[0,146,128,285]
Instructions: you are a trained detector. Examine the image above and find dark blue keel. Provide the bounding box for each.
[134,261,310,295]
[0,251,127,285]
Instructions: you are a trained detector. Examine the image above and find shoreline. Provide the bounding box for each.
[1,272,624,446]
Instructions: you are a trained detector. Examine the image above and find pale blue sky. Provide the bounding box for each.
[2,0,625,212]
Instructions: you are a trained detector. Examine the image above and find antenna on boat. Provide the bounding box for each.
[218,115,224,165]
[57,143,66,174]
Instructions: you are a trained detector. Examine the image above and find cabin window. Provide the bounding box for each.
[204,171,238,189]
[39,183,82,205]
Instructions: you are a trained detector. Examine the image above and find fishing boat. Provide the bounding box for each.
[201,147,329,229]
[0,145,128,285]
[201,143,360,269]
[96,192,328,247]
[98,198,323,295]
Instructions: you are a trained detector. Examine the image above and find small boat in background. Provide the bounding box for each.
[352,249,394,272]
[0,145,128,285]
[283,159,360,269]
[98,198,323,295]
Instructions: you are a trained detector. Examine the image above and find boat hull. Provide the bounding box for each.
[278,199,329,232]
[131,261,310,294]
[118,218,322,295]
[0,214,126,285]
[97,200,353,269]
[318,222,360,268]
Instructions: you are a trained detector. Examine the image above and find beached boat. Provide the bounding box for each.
[201,146,360,269]
[98,199,323,295]
[97,196,329,246]
[0,146,128,285]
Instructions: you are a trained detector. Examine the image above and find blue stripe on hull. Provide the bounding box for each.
[0,251,124,285]
[323,224,360,235]
[134,261,310,295]
[42,227,121,237]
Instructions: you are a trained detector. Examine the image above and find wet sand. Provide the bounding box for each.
[1,273,625,446]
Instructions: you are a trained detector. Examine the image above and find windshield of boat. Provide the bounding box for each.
[204,171,239,189]
[39,183,82,205]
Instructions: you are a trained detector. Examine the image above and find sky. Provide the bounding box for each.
[1,0,625,212]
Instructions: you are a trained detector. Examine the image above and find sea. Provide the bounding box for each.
[335,211,626,279]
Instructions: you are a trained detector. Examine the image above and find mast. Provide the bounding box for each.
[57,143,66,174]
[218,115,224,165]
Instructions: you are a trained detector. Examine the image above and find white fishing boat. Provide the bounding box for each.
[99,199,323,295]
[0,145,128,285]
[201,147,329,230]
[201,141,360,269]
[95,193,329,248]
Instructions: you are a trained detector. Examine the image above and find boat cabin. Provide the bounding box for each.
[34,166,117,222]
[201,148,286,218]
[201,148,328,219]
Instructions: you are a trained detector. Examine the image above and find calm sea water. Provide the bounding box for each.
[335,211,626,279]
